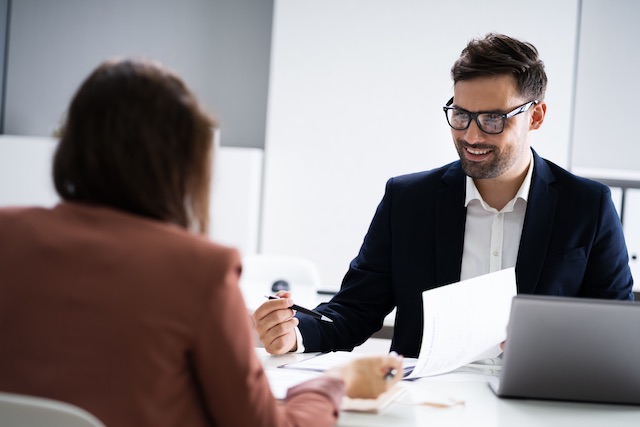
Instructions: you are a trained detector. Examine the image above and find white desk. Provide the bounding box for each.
[257,340,640,427]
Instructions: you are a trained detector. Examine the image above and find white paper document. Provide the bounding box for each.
[406,267,516,378]
[265,366,323,399]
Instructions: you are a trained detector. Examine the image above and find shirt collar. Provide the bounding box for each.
[464,150,534,209]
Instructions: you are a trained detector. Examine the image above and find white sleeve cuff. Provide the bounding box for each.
[293,325,306,353]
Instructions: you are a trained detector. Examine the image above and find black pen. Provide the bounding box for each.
[265,295,333,323]
[385,368,397,381]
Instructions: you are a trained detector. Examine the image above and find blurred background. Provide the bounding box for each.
[0,0,638,293]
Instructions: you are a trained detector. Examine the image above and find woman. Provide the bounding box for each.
[0,58,402,426]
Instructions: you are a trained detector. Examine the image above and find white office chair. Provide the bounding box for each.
[0,392,105,427]
[239,254,323,311]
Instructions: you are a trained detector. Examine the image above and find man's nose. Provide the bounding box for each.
[463,119,486,143]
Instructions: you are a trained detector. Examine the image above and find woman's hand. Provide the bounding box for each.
[326,352,404,399]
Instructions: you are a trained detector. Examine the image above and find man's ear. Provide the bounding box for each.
[530,102,546,130]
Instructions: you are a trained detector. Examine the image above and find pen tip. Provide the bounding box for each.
[321,315,333,323]
[385,368,397,381]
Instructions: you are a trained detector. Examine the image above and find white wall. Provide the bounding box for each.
[0,136,263,257]
[0,136,59,207]
[209,146,263,256]
[261,0,579,289]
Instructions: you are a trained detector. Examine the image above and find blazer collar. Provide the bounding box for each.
[434,149,557,293]
[515,148,557,294]
[435,162,467,286]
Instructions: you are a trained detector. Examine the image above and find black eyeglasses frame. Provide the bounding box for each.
[443,97,539,134]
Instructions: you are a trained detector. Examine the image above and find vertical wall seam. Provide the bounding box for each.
[256,0,276,254]
[566,0,583,171]
[0,0,11,134]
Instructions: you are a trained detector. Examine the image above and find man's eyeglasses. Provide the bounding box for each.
[443,97,538,134]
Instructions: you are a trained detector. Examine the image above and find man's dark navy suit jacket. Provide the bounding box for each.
[299,149,634,358]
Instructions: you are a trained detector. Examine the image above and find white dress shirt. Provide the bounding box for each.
[460,153,533,280]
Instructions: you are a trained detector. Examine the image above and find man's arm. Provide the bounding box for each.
[295,178,399,353]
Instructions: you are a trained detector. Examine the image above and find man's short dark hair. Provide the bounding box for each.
[451,33,547,101]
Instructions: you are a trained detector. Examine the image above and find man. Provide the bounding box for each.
[254,33,634,358]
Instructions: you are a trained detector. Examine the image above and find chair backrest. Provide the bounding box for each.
[239,254,323,311]
[0,392,105,427]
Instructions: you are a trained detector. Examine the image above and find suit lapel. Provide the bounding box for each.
[435,163,467,286]
[516,150,557,294]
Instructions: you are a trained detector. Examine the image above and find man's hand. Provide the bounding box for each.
[252,291,299,354]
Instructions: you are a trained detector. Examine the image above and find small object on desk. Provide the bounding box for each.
[265,295,333,323]
[397,398,465,409]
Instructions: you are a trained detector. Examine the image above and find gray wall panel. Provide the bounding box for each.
[571,0,640,171]
[0,0,9,132]
[2,0,272,148]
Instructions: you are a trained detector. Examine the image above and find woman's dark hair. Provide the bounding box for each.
[53,58,215,234]
[451,33,547,101]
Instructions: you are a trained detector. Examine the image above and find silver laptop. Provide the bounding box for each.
[489,295,640,405]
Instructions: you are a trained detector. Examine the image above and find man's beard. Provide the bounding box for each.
[455,139,515,179]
